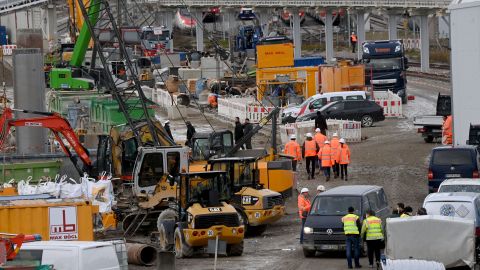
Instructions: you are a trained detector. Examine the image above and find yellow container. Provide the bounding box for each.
[320,64,366,92]
[0,200,99,241]
[256,43,294,69]
[256,66,319,101]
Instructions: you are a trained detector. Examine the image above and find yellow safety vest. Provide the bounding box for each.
[400,213,410,218]
[364,216,383,240]
[342,213,360,235]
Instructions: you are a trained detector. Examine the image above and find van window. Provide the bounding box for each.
[439,185,480,193]
[432,150,472,166]
[14,249,43,265]
[377,189,388,209]
[330,96,344,102]
[310,196,361,216]
[310,98,326,109]
[367,193,378,211]
[346,95,364,100]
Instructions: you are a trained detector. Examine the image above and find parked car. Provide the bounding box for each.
[238,7,256,20]
[438,178,480,193]
[296,100,385,127]
[281,91,367,124]
[302,185,389,257]
[428,145,480,193]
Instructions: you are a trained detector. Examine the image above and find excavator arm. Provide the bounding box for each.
[0,107,92,175]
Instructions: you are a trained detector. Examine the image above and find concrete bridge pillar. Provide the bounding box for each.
[354,9,367,60]
[324,8,334,62]
[193,10,204,52]
[418,14,430,72]
[291,8,302,58]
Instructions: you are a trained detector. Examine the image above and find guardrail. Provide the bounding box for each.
[149,0,450,8]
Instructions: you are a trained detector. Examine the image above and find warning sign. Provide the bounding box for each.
[48,206,78,240]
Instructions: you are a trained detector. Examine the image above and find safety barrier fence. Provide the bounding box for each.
[280,119,362,145]
[2,45,16,55]
[217,96,278,123]
[147,87,179,111]
[373,91,403,118]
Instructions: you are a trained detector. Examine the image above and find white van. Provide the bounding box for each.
[281,91,367,123]
[14,241,128,270]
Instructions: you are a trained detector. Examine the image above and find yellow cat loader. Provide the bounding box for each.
[155,170,244,258]
[207,157,285,235]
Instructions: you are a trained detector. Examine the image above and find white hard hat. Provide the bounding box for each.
[301,188,309,193]
[165,120,170,124]
[324,140,330,144]
[305,133,313,138]
[317,185,325,192]
[339,138,346,144]
[315,128,321,132]
[290,134,296,140]
[333,132,338,137]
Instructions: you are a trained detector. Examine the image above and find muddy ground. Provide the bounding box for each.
[127,77,451,270]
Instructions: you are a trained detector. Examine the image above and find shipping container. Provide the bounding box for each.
[0,200,99,241]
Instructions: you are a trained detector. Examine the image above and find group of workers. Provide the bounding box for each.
[163,120,196,147]
[284,129,351,182]
[234,117,254,149]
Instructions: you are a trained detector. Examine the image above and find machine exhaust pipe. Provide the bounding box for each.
[126,243,157,266]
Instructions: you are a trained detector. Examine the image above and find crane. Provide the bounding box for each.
[0,107,93,175]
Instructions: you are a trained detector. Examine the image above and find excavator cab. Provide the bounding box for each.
[191,130,234,161]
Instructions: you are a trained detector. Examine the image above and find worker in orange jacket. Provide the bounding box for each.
[298,187,311,244]
[330,133,341,178]
[442,115,453,145]
[284,134,302,171]
[318,140,333,181]
[350,32,358,53]
[314,128,327,170]
[302,133,319,180]
[339,138,351,181]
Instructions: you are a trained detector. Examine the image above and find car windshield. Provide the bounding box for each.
[310,196,362,216]
[179,9,192,17]
[189,174,230,203]
[141,30,169,41]
[439,185,480,193]
[432,150,472,166]
[365,57,402,71]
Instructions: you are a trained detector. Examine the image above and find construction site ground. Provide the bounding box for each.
[128,77,451,270]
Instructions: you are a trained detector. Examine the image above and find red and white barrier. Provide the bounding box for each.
[218,97,277,123]
[403,38,420,50]
[2,45,17,56]
[374,91,403,118]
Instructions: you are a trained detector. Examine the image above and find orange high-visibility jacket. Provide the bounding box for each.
[318,144,333,167]
[442,115,453,144]
[303,140,318,157]
[330,137,340,162]
[284,141,302,161]
[297,194,311,219]
[351,34,357,42]
[339,144,351,165]
[314,132,327,150]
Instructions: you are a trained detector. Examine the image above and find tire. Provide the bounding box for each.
[227,241,244,256]
[157,209,178,251]
[246,224,268,237]
[174,227,193,258]
[303,248,316,257]
[361,115,374,127]
[424,136,434,143]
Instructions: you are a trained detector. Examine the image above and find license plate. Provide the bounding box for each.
[446,174,461,178]
[320,245,338,250]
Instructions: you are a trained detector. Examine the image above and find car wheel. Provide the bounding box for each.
[361,115,374,127]
[424,136,434,143]
[303,248,316,257]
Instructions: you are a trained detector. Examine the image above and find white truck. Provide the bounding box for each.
[15,241,128,270]
[413,94,450,143]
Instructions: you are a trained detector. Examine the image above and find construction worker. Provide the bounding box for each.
[361,210,384,269]
[243,118,253,149]
[339,138,351,181]
[330,133,341,178]
[284,134,302,171]
[416,207,428,216]
[316,184,326,195]
[342,206,362,269]
[315,111,328,135]
[318,140,333,181]
[298,188,311,244]
[314,128,327,170]
[234,117,245,149]
[350,31,358,53]
[442,115,453,145]
[401,206,413,218]
[164,120,173,140]
[186,121,196,147]
[302,133,319,180]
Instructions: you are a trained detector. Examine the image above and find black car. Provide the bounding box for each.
[296,100,385,127]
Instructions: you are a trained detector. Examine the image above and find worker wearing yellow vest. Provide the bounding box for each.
[350,31,358,53]
[442,115,453,145]
[318,140,333,181]
[338,138,351,181]
[400,206,413,218]
[330,133,341,179]
[361,210,384,268]
[342,207,362,269]
[298,188,311,244]
[284,134,302,171]
[314,128,327,170]
[302,133,319,180]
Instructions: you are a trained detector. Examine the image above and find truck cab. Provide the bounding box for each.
[362,40,409,103]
